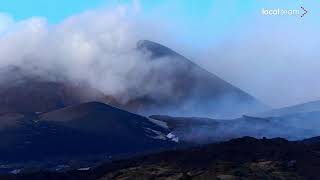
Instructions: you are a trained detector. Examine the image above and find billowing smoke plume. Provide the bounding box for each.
[0,3,270,119]
[0,4,178,105]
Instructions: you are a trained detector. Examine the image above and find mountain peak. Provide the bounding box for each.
[135,40,267,118]
[137,40,179,58]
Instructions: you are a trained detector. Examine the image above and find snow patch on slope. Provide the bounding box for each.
[167,132,179,143]
[143,126,179,143]
[144,127,167,140]
[148,118,169,129]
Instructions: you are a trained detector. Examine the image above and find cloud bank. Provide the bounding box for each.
[0,4,178,105]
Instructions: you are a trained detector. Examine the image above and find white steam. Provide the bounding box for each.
[0,4,175,104]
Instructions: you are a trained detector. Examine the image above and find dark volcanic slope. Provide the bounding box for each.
[96,137,320,180]
[5,137,320,180]
[40,102,171,138]
[0,102,176,162]
[0,66,103,114]
[120,40,267,118]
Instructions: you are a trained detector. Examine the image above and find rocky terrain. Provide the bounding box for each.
[0,102,177,163]
[3,136,320,180]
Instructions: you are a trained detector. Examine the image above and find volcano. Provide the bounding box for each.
[113,40,267,118]
[0,41,267,118]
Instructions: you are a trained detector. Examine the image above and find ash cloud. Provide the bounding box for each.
[0,4,178,105]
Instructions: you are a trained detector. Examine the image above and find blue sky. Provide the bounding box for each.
[0,0,109,23]
[0,0,318,41]
[0,0,218,24]
[1,0,316,22]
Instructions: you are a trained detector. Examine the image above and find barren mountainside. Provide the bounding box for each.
[0,41,267,118]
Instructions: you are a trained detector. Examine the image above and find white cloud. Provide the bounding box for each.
[0,5,175,105]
